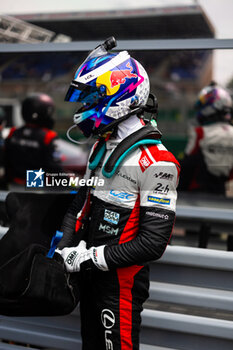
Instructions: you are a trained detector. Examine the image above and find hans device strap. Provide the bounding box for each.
[89,123,162,177]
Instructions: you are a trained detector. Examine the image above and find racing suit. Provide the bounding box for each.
[59,116,180,350]
[5,124,63,185]
[178,122,233,194]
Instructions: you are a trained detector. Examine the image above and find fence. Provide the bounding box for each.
[1,245,233,350]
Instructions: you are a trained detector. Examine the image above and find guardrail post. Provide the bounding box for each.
[198,222,211,248]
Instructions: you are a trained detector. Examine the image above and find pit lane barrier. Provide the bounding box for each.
[1,191,233,246]
[0,343,40,350]
[175,192,233,250]
[1,245,233,349]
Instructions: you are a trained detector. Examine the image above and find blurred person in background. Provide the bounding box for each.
[178,82,233,195]
[56,38,180,350]
[4,93,64,188]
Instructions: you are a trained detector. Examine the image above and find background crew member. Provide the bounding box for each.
[5,93,64,187]
[178,81,233,195]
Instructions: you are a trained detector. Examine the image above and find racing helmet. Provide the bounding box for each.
[22,93,55,129]
[195,82,233,125]
[65,37,150,137]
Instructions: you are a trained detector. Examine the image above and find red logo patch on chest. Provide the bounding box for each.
[139,148,153,172]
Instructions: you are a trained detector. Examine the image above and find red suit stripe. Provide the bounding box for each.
[117,265,143,350]
[118,196,142,349]
[119,196,140,244]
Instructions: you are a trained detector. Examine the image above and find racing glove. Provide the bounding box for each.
[57,240,109,272]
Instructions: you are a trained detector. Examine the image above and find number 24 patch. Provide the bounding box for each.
[153,183,170,195]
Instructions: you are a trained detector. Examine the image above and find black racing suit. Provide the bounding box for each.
[59,135,180,350]
[5,124,63,185]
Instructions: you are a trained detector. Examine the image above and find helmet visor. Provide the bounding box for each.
[83,45,108,64]
[65,81,98,103]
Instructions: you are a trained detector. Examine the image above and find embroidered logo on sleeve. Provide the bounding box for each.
[139,148,153,172]
[147,196,171,205]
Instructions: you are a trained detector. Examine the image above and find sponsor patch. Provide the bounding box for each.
[139,148,153,172]
[92,248,98,266]
[153,183,170,195]
[146,211,169,220]
[116,170,137,184]
[147,196,171,205]
[99,223,119,236]
[66,250,78,266]
[110,63,137,88]
[101,309,115,350]
[101,309,115,329]
[154,172,174,181]
[104,209,120,225]
[109,190,133,200]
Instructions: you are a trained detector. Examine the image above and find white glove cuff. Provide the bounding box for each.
[91,245,109,271]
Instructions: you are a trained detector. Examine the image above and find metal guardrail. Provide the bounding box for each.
[149,281,233,311]
[0,343,40,350]
[141,346,175,350]
[1,246,233,350]
[0,38,233,53]
[175,193,233,240]
[158,245,233,271]
[1,310,232,350]
[144,246,233,349]
[0,313,81,350]
[141,309,233,350]
[150,245,233,291]
[176,205,233,227]
[2,308,233,350]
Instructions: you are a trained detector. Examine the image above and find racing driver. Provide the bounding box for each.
[57,37,180,350]
[178,81,233,194]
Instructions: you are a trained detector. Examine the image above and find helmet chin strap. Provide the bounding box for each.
[94,93,158,137]
[66,124,92,145]
[94,106,144,137]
